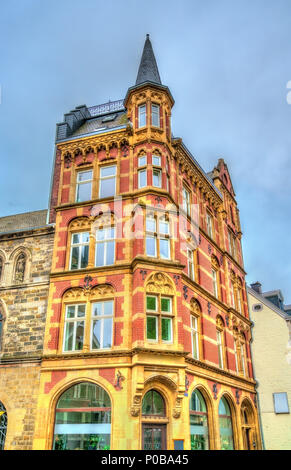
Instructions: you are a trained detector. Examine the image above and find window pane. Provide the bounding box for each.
[142,390,165,416]
[96,243,105,266]
[153,170,161,187]
[103,301,113,316]
[100,166,116,177]
[78,171,92,182]
[103,318,112,348]
[66,306,76,319]
[273,393,289,413]
[152,155,161,166]
[76,182,92,202]
[160,238,170,259]
[100,177,116,198]
[81,232,90,243]
[92,302,102,316]
[159,220,169,234]
[77,305,86,317]
[147,316,157,340]
[146,236,156,257]
[138,169,147,188]
[152,105,160,127]
[162,317,172,342]
[138,156,146,167]
[70,246,79,270]
[92,320,101,349]
[72,233,80,244]
[64,322,74,351]
[146,218,156,232]
[80,245,89,268]
[139,105,146,127]
[161,298,171,313]
[147,296,157,311]
[106,240,115,265]
[75,322,84,350]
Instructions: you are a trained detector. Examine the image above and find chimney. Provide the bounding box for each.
[250,282,262,294]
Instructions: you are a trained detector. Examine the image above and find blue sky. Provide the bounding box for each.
[0,0,290,301]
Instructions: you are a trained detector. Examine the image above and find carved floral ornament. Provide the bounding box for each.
[211,255,220,270]
[146,272,175,295]
[63,284,114,302]
[59,134,129,161]
[190,298,201,316]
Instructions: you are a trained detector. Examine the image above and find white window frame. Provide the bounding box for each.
[217,329,224,368]
[138,155,147,167]
[206,212,213,238]
[187,248,195,281]
[91,300,113,350]
[146,217,157,257]
[99,165,116,199]
[151,104,160,127]
[63,304,86,352]
[152,168,162,188]
[159,219,170,260]
[191,315,199,360]
[138,169,147,188]
[138,104,146,128]
[212,269,218,298]
[182,187,190,216]
[69,232,90,270]
[161,296,173,344]
[76,170,93,202]
[95,226,115,266]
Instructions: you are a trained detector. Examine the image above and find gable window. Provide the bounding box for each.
[76,170,92,202]
[146,295,173,343]
[63,304,86,351]
[91,300,113,350]
[99,165,116,198]
[138,104,146,128]
[182,187,191,216]
[95,226,115,266]
[151,104,160,127]
[206,212,213,238]
[70,232,89,270]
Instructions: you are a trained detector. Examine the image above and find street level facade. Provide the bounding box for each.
[0,36,262,450]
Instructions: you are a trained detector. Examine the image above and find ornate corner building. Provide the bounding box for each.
[0,36,262,450]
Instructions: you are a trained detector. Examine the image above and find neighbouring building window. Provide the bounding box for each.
[0,402,7,450]
[190,390,209,450]
[63,304,86,352]
[273,393,290,414]
[142,390,165,416]
[182,187,191,216]
[70,232,89,270]
[91,301,113,350]
[138,104,146,128]
[151,104,160,127]
[95,226,115,266]
[206,212,213,238]
[99,166,116,198]
[76,170,93,202]
[146,295,173,343]
[219,397,234,450]
[53,382,111,450]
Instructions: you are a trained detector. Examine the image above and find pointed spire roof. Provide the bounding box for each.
[136,34,162,85]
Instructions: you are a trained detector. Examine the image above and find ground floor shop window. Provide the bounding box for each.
[218,396,234,450]
[0,402,7,450]
[53,382,111,450]
[190,389,209,450]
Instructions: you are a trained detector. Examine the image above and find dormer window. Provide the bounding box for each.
[138,104,146,128]
[151,104,160,127]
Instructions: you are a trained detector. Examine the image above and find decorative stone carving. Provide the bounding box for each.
[114,370,125,390]
[131,394,142,417]
[15,253,26,282]
[91,284,115,296]
[190,298,201,315]
[146,272,174,295]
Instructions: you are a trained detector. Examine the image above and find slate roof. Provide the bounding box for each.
[0,210,48,234]
[136,34,162,85]
[71,110,128,138]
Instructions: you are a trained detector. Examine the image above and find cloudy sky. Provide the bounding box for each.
[0,0,290,301]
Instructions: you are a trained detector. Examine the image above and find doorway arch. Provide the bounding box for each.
[142,389,167,450]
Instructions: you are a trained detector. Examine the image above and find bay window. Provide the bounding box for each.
[138,104,146,128]
[151,104,160,127]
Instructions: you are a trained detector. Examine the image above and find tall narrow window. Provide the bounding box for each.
[159,219,170,260]
[152,154,161,166]
[76,170,93,202]
[182,187,191,216]
[138,104,146,128]
[99,166,116,198]
[70,232,89,270]
[190,390,209,450]
[146,217,157,257]
[211,256,220,299]
[219,397,234,450]
[217,329,224,368]
[228,230,236,259]
[212,268,218,298]
[230,281,235,308]
[234,340,239,373]
[206,212,213,238]
[63,304,86,352]
[191,315,199,360]
[138,155,147,189]
[151,104,160,127]
[153,169,162,188]
[91,300,113,350]
[146,295,173,343]
[187,248,195,280]
[95,226,115,266]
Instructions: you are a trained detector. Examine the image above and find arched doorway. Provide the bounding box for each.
[189,389,209,450]
[52,382,111,450]
[241,400,257,450]
[142,390,167,450]
[0,402,7,450]
[218,396,235,450]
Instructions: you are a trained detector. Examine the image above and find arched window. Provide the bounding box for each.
[218,396,234,450]
[216,316,226,369]
[190,389,209,450]
[53,382,111,450]
[142,390,165,417]
[0,402,7,450]
[190,299,201,360]
[241,400,257,450]
[14,252,26,282]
